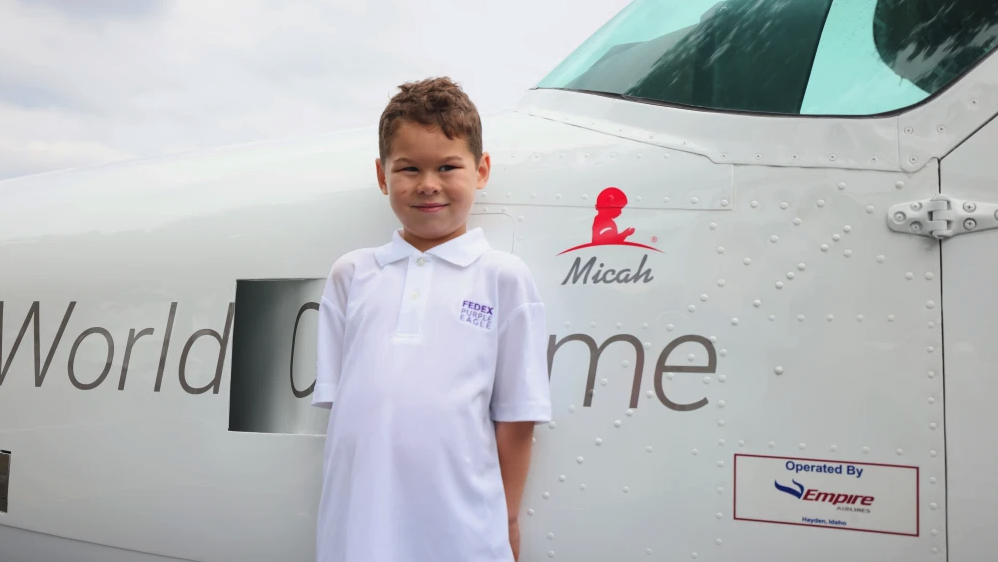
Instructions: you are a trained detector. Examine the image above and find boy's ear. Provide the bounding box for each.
[476,151,491,190]
[375,158,388,195]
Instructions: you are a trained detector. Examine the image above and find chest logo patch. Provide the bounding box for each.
[460,300,494,330]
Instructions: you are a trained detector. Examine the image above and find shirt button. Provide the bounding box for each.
[416,257,426,266]
[410,291,419,300]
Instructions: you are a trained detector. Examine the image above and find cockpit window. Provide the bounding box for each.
[536,0,998,116]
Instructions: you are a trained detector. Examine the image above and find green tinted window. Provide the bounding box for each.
[537,0,998,116]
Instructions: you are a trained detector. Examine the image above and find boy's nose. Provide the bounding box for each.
[417,178,441,194]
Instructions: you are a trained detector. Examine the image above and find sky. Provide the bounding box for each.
[0,0,631,180]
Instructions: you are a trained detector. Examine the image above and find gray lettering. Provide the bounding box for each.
[68,327,114,390]
[631,255,653,283]
[179,303,234,395]
[547,333,644,408]
[0,301,76,387]
[118,327,155,390]
[291,302,319,398]
[155,303,177,392]
[654,335,713,411]
[561,257,596,285]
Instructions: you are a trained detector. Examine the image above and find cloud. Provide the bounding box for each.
[0,0,630,180]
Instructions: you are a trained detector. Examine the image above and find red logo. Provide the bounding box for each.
[558,187,662,255]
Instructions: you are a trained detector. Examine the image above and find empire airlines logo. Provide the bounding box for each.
[558,187,660,286]
[775,479,875,513]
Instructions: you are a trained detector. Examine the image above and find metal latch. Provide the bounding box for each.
[887,195,998,239]
[0,450,9,513]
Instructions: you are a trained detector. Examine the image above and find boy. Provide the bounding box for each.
[311,77,552,562]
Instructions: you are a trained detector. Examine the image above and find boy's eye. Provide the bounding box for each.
[439,165,457,172]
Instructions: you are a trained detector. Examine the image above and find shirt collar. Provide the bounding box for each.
[374,227,491,268]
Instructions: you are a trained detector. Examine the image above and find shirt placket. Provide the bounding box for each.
[396,254,432,337]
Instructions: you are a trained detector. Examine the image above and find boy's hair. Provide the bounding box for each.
[378,77,483,164]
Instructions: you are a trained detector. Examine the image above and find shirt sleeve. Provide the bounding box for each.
[490,265,552,423]
[312,257,352,409]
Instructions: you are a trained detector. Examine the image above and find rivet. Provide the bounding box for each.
[792,154,799,160]
[718,419,726,427]
[771,235,779,243]
[867,206,875,214]
[610,153,617,159]
[754,299,762,307]
[717,246,725,254]
[528,509,535,516]
[769,315,776,321]
[843,225,853,233]
[906,272,914,280]
[909,156,919,164]
[930,450,938,457]
[549,422,557,429]
[691,197,699,204]
[721,199,729,206]
[930,422,937,430]
[720,153,727,159]
[716,512,723,519]
[818,199,826,207]
[780,202,789,209]
[579,484,586,490]
[928,371,936,378]
[905,127,914,134]
[564,321,571,327]
[502,207,508,212]
[666,372,674,380]
[930,502,937,510]
[775,366,784,375]
[717,460,725,468]
[718,279,726,287]
[928,346,935,353]
[548,532,555,540]
[929,397,935,404]
[738,440,745,446]
[569,405,576,413]
[731,318,739,326]
[531,193,537,198]
[556,194,562,199]
[647,548,653,555]
[719,375,727,382]
[798,315,805,322]
[667,324,675,331]
[689,305,696,313]
[877,255,886,263]
[931,547,938,555]
[704,377,711,384]
[838,182,847,190]
[930,477,937,484]
[844,250,853,257]
[647,390,654,398]
[776,282,784,289]
[688,353,696,362]
[692,448,699,456]
[931,529,938,536]
[751,200,759,207]
[754,154,762,161]
[601,379,608,386]
[831,445,838,452]
[577,456,584,464]
[718,400,726,408]
[863,446,870,453]
[518,216,525,222]
[590,321,596,328]
[582,194,588,200]
[646,446,653,453]
[614,420,622,427]
[794,218,802,226]
[926,272,935,280]
[827,315,834,321]
[857,315,864,322]
[701,294,709,302]
[768,441,776,448]
[483,207,490,212]
[896,181,905,189]
[708,222,718,231]
[896,448,903,455]
[549,551,555,558]
[623,486,630,493]
[543,492,550,499]
[821,244,829,252]
[927,300,935,309]
[744,258,752,265]
[616,322,623,329]
[971,98,980,106]
[787,272,795,279]
[888,315,896,322]
[709,336,717,343]
[693,553,699,560]
[800,443,806,450]
[828,154,837,162]
[833,234,841,241]
[664,197,671,203]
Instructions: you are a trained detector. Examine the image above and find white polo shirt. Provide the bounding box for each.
[312,227,552,562]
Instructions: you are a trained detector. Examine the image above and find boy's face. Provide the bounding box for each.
[376,120,490,251]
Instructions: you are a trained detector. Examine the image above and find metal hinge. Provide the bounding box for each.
[887,195,998,239]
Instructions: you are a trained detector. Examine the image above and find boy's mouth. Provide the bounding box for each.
[413,203,448,213]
